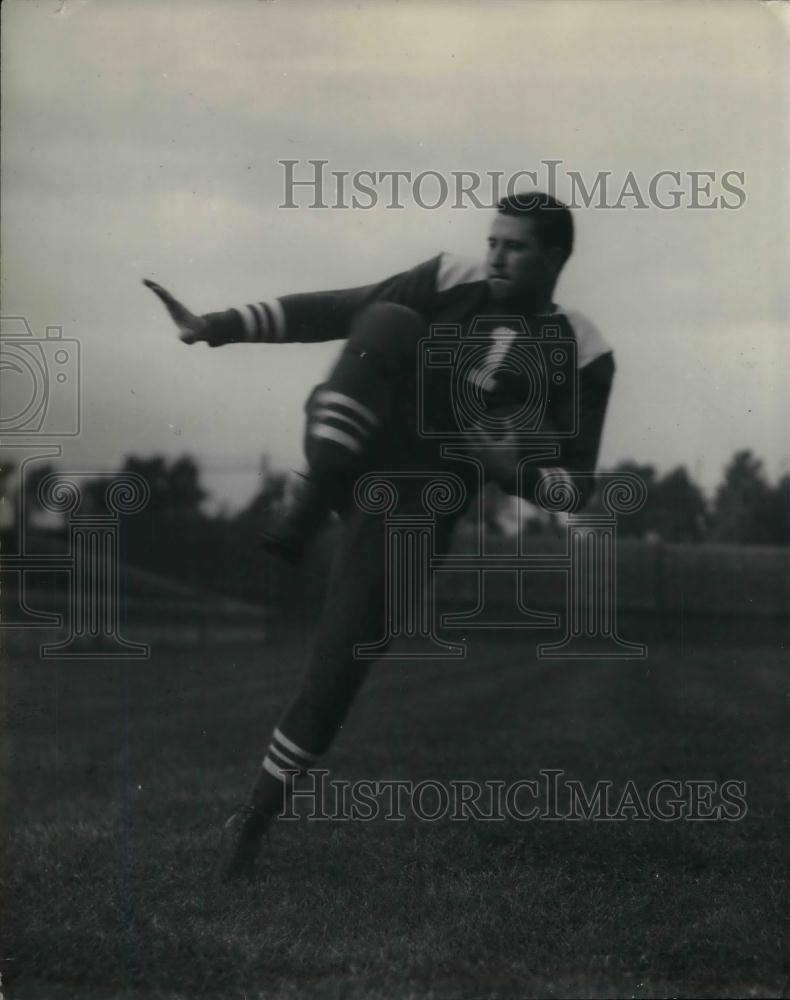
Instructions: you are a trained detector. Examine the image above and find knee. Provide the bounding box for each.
[346,302,427,371]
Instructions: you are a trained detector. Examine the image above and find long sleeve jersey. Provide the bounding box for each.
[201,252,615,505]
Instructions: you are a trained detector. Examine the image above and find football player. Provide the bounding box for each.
[145,192,615,880]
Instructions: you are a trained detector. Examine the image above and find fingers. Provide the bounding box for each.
[143,279,193,326]
[143,278,176,304]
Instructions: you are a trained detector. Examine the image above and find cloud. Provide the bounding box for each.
[2,0,787,507]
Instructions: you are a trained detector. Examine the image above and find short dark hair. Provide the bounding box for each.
[496,191,574,264]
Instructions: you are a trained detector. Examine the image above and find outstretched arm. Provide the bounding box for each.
[143,255,440,347]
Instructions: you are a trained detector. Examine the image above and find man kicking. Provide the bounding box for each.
[145,191,615,880]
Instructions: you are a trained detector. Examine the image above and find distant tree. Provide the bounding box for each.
[234,454,288,528]
[711,450,776,545]
[649,466,709,542]
[116,454,206,515]
[599,461,659,538]
[22,461,59,526]
[163,455,206,514]
[591,461,708,542]
[760,473,790,546]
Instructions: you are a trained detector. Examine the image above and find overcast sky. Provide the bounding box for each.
[2,0,788,511]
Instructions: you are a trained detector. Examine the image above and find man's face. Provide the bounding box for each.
[485,214,562,307]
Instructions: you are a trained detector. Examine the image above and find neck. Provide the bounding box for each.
[512,288,555,316]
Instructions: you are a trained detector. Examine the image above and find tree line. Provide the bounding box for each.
[4,449,787,602]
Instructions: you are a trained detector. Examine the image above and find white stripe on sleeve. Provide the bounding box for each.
[240,305,259,342]
[268,299,286,342]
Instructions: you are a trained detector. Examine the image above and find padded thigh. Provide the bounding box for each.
[345,302,427,369]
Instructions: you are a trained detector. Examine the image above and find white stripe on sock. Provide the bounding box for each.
[268,744,305,773]
[273,728,317,762]
[310,423,364,453]
[315,389,379,427]
[262,755,289,781]
[312,406,370,439]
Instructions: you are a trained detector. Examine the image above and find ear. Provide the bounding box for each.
[545,245,565,274]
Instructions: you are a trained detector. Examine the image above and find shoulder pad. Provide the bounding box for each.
[562,308,613,369]
[436,252,486,292]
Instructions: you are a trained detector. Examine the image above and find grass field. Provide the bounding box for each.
[4,623,789,999]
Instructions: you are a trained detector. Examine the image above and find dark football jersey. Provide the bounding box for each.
[202,253,615,505]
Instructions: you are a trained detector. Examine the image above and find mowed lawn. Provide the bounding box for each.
[4,624,789,999]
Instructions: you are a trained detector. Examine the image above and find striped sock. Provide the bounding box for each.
[262,727,319,784]
[307,388,380,459]
[237,729,321,841]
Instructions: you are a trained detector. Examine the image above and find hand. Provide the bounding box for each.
[466,416,522,492]
[143,279,210,345]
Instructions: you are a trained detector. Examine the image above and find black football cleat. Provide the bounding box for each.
[216,805,265,883]
[258,472,330,565]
